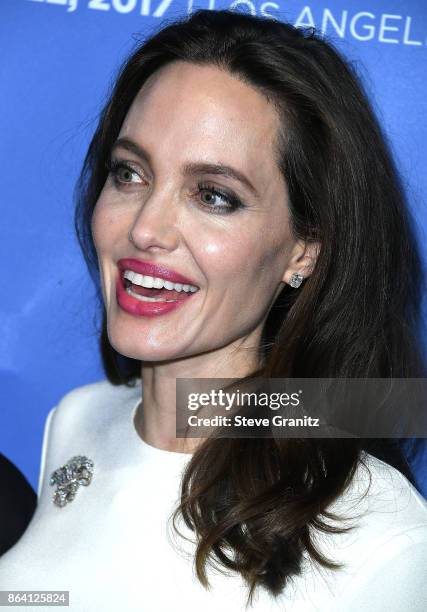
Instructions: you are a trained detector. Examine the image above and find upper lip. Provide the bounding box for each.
[118,258,199,287]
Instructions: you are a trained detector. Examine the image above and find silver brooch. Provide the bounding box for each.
[50,455,94,507]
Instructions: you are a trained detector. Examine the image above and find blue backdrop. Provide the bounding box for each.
[1,0,426,494]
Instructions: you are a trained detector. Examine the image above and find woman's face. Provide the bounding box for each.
[92,61,308,366]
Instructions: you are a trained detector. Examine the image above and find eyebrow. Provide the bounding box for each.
[111,137,260,199]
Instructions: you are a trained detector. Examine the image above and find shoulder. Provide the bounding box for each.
[290,453,427,610]
[309,452,427,609]
[37,379,141,499]
[330,453,427,610]
[325,452,427,548]
[54,378,139,411]
[48,379,141,431]
[348,451,427,524]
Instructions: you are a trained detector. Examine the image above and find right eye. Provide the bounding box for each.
[107,159,145,187]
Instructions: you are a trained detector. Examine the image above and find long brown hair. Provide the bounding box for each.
[74,9,426,606]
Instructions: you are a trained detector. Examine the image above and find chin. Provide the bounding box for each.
[107,327,184,363]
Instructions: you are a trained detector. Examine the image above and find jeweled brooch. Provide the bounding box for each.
[50,455,94,507]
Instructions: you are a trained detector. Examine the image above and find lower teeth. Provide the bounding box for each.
[126,287,178,303]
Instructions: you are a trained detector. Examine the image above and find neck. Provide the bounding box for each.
[134,343,261,453]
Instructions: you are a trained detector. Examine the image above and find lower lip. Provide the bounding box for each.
[115,273,197,317]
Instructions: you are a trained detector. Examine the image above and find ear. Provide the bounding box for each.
[281,239,320,285]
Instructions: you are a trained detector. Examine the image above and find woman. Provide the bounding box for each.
[0,8,426,611]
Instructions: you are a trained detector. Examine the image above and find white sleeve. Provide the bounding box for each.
[36,406,57,500]
[334,528,427,611]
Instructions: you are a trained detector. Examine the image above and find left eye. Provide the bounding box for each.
[200,188,229,207]
[197,183,244,214]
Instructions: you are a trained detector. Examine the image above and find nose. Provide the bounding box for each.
[128,188,180,253]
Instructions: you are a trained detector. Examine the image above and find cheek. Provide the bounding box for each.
[194,222,289,290]
[91,204,103,251]
[91,201,117,254]
[194,230,250,281]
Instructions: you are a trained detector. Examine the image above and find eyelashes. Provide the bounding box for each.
[105,158,246,215]
[106,159,144,187]
[196,182,245,214]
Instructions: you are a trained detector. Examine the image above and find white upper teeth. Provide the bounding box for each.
[123,270,198,293]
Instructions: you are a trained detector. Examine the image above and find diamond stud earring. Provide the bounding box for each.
[289,272,304,288]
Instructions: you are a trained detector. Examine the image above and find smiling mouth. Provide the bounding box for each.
[122,270,199,302]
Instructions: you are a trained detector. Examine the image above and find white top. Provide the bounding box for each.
[0,379,426,611]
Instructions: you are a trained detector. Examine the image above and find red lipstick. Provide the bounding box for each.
[117,258,198,286]
[116,258,199,318]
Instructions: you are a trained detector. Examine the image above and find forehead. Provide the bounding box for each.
[118,61,284,186]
